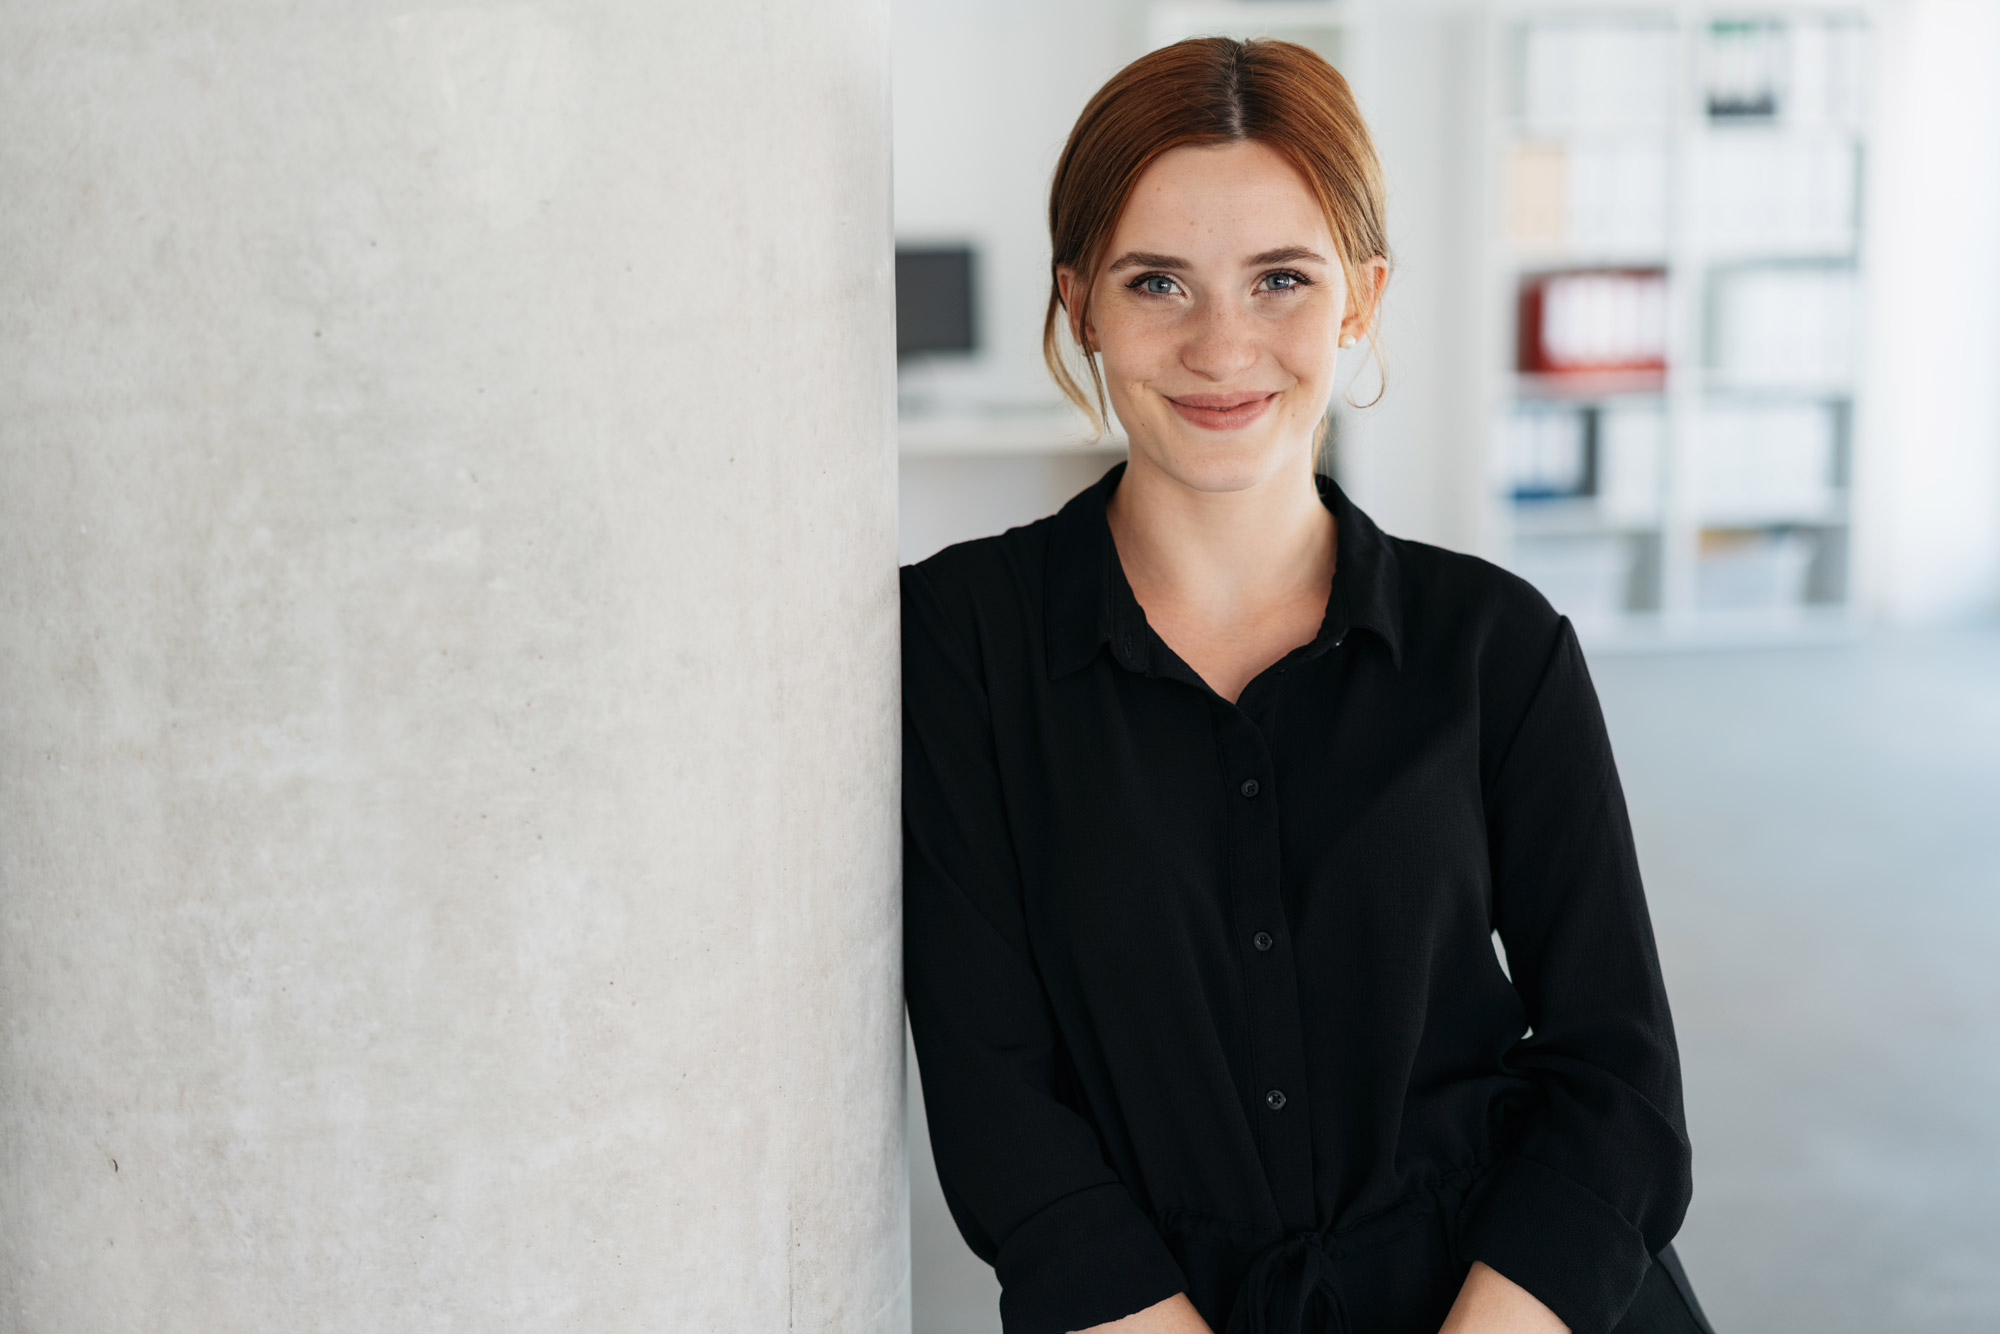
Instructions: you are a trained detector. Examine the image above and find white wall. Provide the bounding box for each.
[0,3,906,1329]
[1858,0,2000,624]
[892,0,1145,416]
[1336,6,1486,550]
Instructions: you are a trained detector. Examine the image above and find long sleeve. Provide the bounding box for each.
[900,564,1187,1334]
[1457,615,1693,1334]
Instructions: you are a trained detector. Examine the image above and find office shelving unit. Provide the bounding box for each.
[1473,5,1874,646]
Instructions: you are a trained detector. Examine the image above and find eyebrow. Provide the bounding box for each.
[1104,246,1332,272]
[1247,246,1331,266]
[1105,251,1190,272]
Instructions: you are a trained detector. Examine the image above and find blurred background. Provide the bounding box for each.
[891,2,2000,1331]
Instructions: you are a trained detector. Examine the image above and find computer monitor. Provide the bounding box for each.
[895,246,977,360]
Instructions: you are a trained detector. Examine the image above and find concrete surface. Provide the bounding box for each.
[0,3,904,1330]
[1605,632,2000,1334]
[907,629,2000,1333]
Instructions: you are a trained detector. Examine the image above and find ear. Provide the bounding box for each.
[1055,264,1094,352]
[1340,256,1390,344]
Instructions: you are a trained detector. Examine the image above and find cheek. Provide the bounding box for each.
[1270,303,1342,384]
[1092,304,1179,382]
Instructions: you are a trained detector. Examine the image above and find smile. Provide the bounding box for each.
[1164,391,1278,431]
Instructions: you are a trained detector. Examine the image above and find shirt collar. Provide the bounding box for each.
[1044,458,1405,680]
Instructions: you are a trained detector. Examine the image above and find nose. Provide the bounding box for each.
[1180,292,1260,382]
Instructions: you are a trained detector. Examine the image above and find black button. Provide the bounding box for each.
[1120,633,1134,656]
[1253,931,1274,952]
[1265,1089,1287,1111]
[1240,779,1260,798]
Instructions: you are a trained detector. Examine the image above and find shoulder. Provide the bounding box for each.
[900,515,1058,660]
[1386,533,1563,655]
[1375,532,1579,739]
[1326,478,1563,685]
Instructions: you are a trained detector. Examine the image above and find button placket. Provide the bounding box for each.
[1213,707,1315,1231]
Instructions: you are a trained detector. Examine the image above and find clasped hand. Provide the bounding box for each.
[1072,1261,1570,1334]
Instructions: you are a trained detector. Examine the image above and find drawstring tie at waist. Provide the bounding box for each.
[1221,1183,1465,1334]
[1224,1230,1353,1334]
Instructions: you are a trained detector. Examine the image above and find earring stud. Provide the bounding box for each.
[1340,334,1358,348]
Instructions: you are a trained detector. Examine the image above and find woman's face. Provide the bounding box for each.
[1059,140,1382,494]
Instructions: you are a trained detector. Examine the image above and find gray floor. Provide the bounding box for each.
[906,628,2000,1333]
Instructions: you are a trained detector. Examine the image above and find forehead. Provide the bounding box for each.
[1108,139,1332,259]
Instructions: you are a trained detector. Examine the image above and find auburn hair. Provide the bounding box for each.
[1044,37,1391,432]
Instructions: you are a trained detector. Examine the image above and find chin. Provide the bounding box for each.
[1130,420,1308,495]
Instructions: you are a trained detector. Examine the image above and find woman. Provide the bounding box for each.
[900,38,1712,1334]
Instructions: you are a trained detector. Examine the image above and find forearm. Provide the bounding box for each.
[1439,1261,1569,1334]
[1068,1260,1567,1334]
[1073,1292,1212,1334]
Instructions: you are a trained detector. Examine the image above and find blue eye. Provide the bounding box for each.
[1128,273,1180,296]
[1260,270,1312,292]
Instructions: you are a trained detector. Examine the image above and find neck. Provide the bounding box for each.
[1105,444,1336,623]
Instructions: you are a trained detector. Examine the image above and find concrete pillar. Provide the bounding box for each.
[0,4,903,1331]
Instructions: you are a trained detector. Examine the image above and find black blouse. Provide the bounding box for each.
[900,461,1692,1334]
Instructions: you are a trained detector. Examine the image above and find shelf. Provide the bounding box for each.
[1508,498,1663,536]
[1696,503,1848,529]
[1504,501,1849,540]
[1511,370,1668,401]
[1698,372,1854,398]
[899,408,1127,459]
[1572,606,1860,654]
[1702,245,1858,267]
[1507,246,1672,271]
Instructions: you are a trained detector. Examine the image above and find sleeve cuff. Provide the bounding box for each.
[994,1183,1187,1334]
[1456,1156,1653,1334]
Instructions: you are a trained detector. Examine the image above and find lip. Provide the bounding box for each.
[1165,390,1278,432]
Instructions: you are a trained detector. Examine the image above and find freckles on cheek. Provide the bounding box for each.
[1099,316,1176,386]
[1293,298,1347,361]
[1272,329,1337,390]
